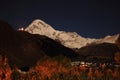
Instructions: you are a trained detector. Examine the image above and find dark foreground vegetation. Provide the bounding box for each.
[0,55,120,80]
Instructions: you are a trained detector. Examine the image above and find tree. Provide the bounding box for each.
[114,52,120,63]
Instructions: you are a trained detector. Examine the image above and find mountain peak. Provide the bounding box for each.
[31,19,49,28]
[25,19,56,38]
[26,19,55,30]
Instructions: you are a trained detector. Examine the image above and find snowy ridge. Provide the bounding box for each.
[93,34,119,44]
[25,19,119,48]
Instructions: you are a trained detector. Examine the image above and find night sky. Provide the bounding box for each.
[0,0,120,38]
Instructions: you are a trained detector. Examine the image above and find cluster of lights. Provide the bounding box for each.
[18,27,24,31]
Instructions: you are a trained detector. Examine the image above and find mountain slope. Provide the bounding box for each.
[25,19,119,49]
[75,43,120,62]
[25,19,96,48]
[0,20,45,68]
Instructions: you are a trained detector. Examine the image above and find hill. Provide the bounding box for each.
[0,20,77,69]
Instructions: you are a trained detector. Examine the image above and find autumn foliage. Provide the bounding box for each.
[0,54,120,80]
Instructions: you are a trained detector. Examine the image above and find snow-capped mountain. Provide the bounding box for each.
[25,19,119,48]
[25,19,96,48]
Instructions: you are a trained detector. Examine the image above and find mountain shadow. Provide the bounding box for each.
[75,43,120,63]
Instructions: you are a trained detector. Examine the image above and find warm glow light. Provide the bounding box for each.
[18,27,24,31]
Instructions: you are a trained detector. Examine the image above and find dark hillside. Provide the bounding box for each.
[75,43,120,62]
[0,20,77,69]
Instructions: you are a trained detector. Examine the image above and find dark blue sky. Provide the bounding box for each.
[0,0,120,38]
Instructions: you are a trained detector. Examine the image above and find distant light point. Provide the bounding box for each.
[18,27,24,31]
